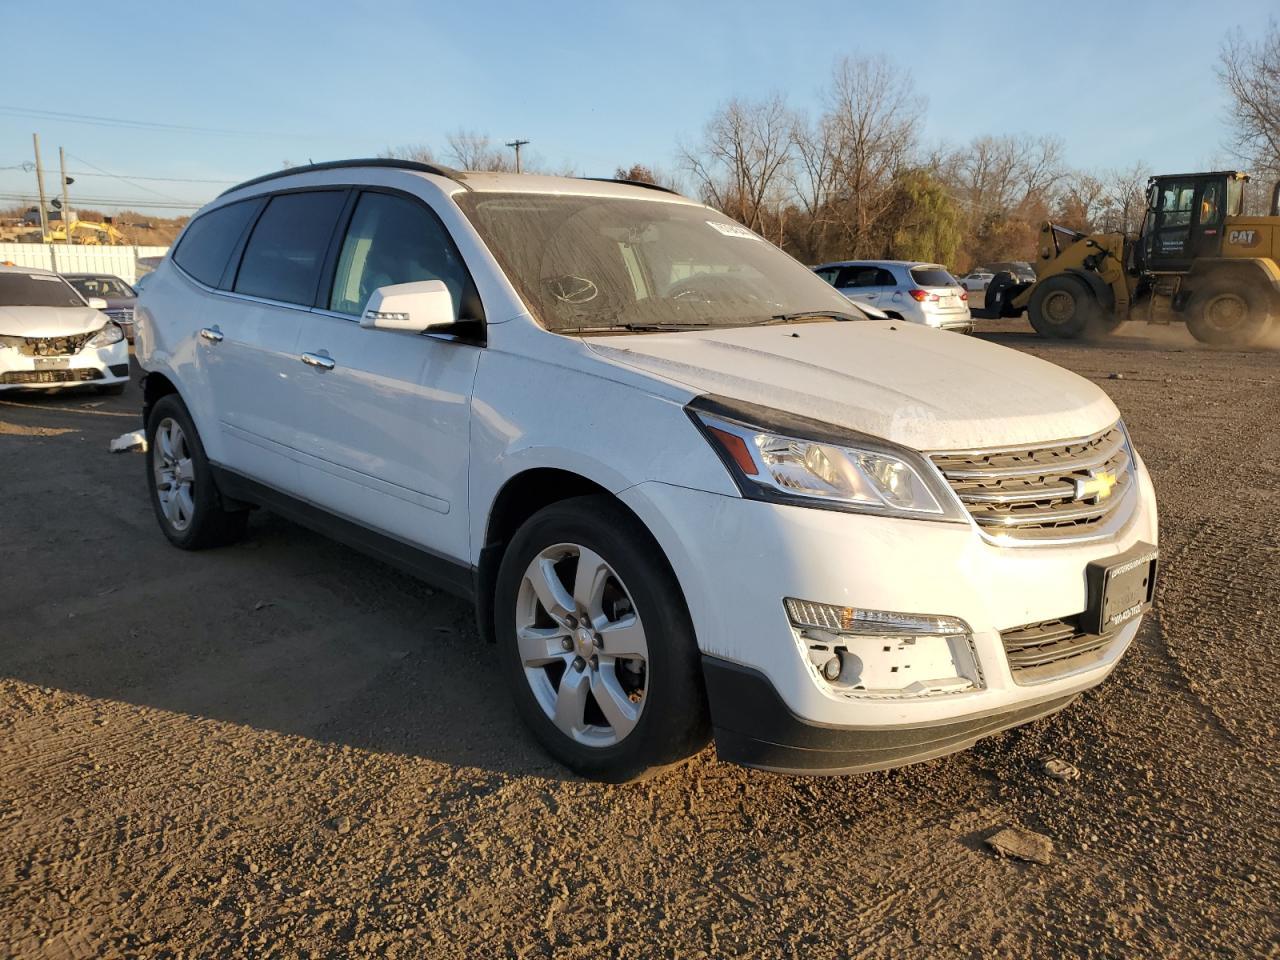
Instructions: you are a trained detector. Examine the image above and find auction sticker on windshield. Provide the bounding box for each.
[706,220,762,240]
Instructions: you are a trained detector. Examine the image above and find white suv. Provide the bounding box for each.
[813,260,973,332]
[136,160,1158,782]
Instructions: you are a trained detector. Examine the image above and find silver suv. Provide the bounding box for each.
[814,260,972,332]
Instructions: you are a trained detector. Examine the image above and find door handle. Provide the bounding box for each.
[300,352,335,371]
[199,326,223,343]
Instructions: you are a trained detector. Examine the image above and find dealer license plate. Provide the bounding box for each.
[34,357,70,369]
[1084,542,1158,634]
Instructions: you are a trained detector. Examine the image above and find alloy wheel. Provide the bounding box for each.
[515,543,648,747]
[153,417,196,532]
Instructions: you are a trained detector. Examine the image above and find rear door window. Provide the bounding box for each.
[909,267,956,287]
[234,191,347,305]
[328,191,479,319]
[836,266,885,288]
[172,199,261,288]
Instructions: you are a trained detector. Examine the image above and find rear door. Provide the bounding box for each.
[203,189,349,491]
[835,265,891,307]
[285,188,483,563]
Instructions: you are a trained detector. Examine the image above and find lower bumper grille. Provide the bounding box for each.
[1,368,103,385]
[1001,615,1123,684]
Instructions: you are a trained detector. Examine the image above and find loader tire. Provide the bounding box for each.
[1185,277,1274,347]
[1028,275,1106,339]
[985,272,1018,316]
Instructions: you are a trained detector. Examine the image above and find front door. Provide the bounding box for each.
[286,188,483,563]
[1144,176,1225,272]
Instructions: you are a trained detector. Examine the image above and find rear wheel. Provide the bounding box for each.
[495,496,709,781]
[145,394,248,549]
[1028,275,1108,339]
[1186,277,1273,346]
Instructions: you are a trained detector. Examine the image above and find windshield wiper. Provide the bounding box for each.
[756,310,864,326]
[566,321,713,335]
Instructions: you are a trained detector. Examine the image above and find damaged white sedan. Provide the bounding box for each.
[0,264,130,394]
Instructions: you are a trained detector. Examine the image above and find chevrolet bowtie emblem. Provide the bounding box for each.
[1075,468,1118,503]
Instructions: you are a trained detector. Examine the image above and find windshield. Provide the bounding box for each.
[68,276,134,299]
[0,273,86,307]
[455,192,860,333]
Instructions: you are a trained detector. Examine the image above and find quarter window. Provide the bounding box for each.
[234,191,346,305]
[328,191,477,318]
[173,199,260,288]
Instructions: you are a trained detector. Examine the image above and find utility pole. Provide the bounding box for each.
[32,133,49,242]
[505,138,530,174]
[59,146,72,243]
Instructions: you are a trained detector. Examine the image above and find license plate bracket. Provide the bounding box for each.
[1084,542,1158,634]
[34,357,70,369]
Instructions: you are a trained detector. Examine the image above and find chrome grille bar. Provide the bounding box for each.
[930,424,1135,541]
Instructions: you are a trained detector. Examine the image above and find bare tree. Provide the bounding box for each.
[379,143,437,164]
[1098,163,1151,236]
[445,130,514,172]
[787,111,843,261]
[680,94,794,233]
[825,55,924,255]
[1219,21,1280,178]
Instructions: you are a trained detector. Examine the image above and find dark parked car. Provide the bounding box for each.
[63,273,138,342]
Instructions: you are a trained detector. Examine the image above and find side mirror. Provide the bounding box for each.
[87,297,109,310]
[360,279,455,333]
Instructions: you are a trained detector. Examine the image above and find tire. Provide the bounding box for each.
[1028,274,1106,339]
[145,394,248,549]
[96,382,127,396]
[495,495,709,781]
[1185,276,1274,346]
[984,271,1017,315]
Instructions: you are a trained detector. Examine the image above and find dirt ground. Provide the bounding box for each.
[1,319,1276,959]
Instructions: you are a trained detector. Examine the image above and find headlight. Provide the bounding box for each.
[687,395,966,521]
[89,323,124,347]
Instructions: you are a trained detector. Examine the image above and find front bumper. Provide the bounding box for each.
[0,340,130,390]
[703,656,1077,773]
[620,457,1158,773]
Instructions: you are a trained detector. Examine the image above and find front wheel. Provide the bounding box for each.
[1028,275,1109,339]
[495,496,709,781]
[1186,278,1274,346]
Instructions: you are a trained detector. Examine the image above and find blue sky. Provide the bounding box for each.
[1,0,1274,215]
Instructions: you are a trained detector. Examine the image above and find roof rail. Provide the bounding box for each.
[218,158,467,198]
[579,177,682,196]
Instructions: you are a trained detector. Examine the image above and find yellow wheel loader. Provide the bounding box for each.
[986,171,1280,346]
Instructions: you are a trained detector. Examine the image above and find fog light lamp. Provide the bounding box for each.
[785,598,982,697]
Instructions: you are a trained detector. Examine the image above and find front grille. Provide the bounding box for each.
[929,424,1133,541]
[1,368,102,385]
[1001,615,1123,684]
[105,308,134,325]
[2,332,95,358]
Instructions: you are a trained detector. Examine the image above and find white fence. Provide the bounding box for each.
[0,243,169,284]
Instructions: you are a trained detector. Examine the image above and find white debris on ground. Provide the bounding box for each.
[109,430,146,453]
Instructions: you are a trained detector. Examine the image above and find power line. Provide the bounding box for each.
[66,153,192,204]
[0,105,327,141]
[0,160,237,184]
[0,192,201,211]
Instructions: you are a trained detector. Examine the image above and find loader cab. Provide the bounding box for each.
[1139,171,1247,274]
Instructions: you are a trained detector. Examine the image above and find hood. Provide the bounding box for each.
[0,305,110,338]
[585,321,1118,451]
[101,296,136,310]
